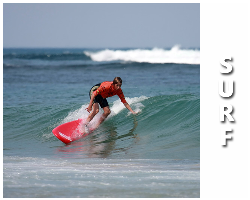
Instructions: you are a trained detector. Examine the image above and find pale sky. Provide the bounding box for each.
[3,3,200,48]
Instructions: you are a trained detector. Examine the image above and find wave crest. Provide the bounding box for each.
[85,45,200,64]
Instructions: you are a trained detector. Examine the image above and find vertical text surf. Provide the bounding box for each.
[219,56,235,146]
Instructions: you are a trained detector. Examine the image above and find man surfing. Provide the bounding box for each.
[84,77,137,133]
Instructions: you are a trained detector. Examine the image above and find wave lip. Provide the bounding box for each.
[85,45,200,64]
[60,96,149,123]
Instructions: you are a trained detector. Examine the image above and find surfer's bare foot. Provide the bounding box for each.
[84,124,89,134]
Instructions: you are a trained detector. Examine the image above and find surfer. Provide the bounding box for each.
[84,77,137,133]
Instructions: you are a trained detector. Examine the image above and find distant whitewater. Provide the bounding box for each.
[85,45,200,64]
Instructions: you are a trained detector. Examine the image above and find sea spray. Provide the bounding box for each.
[84,45,200,64]
[61,96,148,127]
[109,96,148,117]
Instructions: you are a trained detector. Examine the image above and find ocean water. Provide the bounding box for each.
[3,46,200,198]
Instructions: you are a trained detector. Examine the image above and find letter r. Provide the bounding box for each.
[220,104,235,122]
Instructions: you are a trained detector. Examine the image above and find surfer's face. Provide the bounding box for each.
[114,83,122,90]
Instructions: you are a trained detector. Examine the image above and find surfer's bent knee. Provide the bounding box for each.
[105,110,111,116]
[102,108,111,118]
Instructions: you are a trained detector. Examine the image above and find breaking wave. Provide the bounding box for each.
[85,45,200,64]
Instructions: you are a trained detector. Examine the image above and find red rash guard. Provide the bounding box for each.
[93,81,127,104]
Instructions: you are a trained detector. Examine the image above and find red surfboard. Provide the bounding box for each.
[52,119,94,144]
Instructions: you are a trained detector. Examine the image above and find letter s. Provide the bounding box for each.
[220,56,233,74]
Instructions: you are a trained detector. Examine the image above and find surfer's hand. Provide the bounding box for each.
[86,105,92,113]
[132,111,139,115]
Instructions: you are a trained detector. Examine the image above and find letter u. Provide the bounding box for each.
[219,80,234,98]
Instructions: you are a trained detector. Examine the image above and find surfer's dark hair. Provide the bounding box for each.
[113,77,122,85]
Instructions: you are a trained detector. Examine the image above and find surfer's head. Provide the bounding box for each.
[113,77,122,90]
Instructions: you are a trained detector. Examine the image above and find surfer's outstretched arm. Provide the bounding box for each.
[123,102,137,114]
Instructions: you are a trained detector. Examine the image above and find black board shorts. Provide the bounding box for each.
[89,83,109,108]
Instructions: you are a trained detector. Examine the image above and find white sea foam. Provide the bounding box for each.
[62,105,89,123]
[109,96,148,117]
[62,96,148,124]
[61,104,102,129]
[3,156,200,198]
[85,45,200,64]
